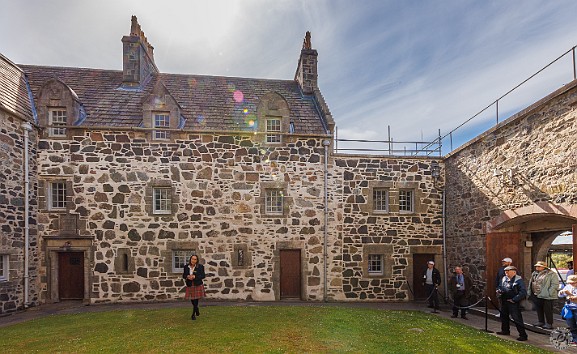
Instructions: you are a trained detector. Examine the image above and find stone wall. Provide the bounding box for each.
[329,156,444,301]
[444,80,577,297]
[37,130,332,303]
[0,111,39,313]
[35,128,444,303]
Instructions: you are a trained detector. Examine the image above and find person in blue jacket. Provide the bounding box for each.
[496,265,528,341]
[559,274,577,346]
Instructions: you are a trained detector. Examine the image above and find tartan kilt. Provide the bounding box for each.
[185,284,206,300]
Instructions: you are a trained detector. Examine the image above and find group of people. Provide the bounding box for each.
[423,257,577,344]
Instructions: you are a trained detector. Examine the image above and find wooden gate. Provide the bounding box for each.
[58,252,84,300]
[486,232,522,302]
[412,253,435,299]
[280,249,301,299]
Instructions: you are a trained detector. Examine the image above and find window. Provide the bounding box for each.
[265,189,284,214]
[172,250,195,273]
[399,190,414,213]
[266,118,281,143]
[0,255,8,281]
[153,187,171,214]
[373,189,389,212]
[48,109,67,137]
[368,254,383,275]
[153,113,170,140]
[48,182,66,210]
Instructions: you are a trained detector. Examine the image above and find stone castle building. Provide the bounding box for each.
[0,17,575,313]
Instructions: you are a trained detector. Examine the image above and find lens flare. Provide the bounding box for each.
[243,108,249,114]
[248,119,255,127]
[233,90,244,103]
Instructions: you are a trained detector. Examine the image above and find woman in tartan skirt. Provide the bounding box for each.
[183,255,206,320]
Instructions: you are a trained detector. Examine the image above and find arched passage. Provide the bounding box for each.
[484,202,577,298]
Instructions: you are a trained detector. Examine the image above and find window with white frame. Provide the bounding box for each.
[367,254,383,275]
[153,113,170,140]
[266,118,281,143]
[48,109,67,137]
[399,190,414,213]
[153,187,171,214]
[373,188,389,212]
[48,182,66,210]
[265,189,284,214]
[172,250,195,273]
[0,255,8,281]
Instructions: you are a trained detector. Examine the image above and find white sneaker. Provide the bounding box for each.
[496,313,500,318]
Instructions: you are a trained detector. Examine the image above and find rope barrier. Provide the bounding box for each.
[445,295,486,309]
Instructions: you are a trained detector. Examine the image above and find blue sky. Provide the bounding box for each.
[1,0,577,154]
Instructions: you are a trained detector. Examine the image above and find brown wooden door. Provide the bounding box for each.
[58,252,84,300]
[486,232,521,302]
[280,250,301,299]
[413,253,435,299]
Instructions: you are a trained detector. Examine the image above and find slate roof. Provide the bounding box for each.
[20,64,329,135]
[0,54,34,121]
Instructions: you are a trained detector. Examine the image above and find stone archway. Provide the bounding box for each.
[486,202,577,292]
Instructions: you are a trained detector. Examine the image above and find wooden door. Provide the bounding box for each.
[486,232,521,302]
[58,252,84,300]
[280,250,301,299]
[413,253,435,299]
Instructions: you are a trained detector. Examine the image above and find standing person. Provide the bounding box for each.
[183,254,206,320]
[559,274,577,346]
[567,261,574,277]
[422,260,441,312]
[495,257,513,288]
[449,266,472,319]
[528,260,559,329]
[496,266,528,341]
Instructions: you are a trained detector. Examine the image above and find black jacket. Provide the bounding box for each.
[182,263,206,287]
[422,267,441,286]
[448,273,472,298]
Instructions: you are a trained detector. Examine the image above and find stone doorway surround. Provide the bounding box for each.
[44,236,93,303]
[407,245,443,301]
[273,241,306,301]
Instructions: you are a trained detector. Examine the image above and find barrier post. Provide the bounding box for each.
[482,296,493,333]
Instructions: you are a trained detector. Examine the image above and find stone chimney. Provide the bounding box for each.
[121,16,158,88]
[294,31,318,95]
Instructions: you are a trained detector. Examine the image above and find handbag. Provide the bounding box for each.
[561,304,574,319]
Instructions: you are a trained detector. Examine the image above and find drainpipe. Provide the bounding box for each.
[322,139,331,302]
[21,122,33,308]
[442,190,448,302]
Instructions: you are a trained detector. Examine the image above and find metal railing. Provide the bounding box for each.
[334,126,442,157]
[334,45,577,157]
[425,44,577,154]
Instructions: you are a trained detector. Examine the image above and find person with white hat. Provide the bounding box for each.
[421,260,441,312]
[559,274,577,346]
[528,260,559,329]
[496,265,528,341]
[495,257,513,288]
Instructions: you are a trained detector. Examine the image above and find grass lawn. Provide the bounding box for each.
[0,305,548,353]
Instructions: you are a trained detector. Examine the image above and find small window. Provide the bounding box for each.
[49,109,67,137]
[368,254,383,275]
[49,182,66,210]
[399,190,414,213]
[173,250,195,273]
[0,255,8,281]
[265,189,284,214]
[153,187,171,214]
[153,113,170,140]
[373,189,389,212]
[266,118,281,143]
